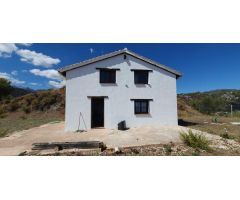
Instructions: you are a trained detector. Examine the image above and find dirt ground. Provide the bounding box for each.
[0,121,240,156]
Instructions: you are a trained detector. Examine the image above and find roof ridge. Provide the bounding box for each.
[58,48,182,78]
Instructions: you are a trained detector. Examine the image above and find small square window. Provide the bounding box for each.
[100,69,116,83]
[134,100,150,114]
[134,70,149,84]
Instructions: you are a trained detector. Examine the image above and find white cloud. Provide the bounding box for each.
[89,48,94,54]
[0,72,25,85]
[29,69,63,81]
[29,68,65,88]
[30,82,41,86]
[48,80,66,88]
[11,70,18,76]
[16,49,61,68]
[17,43,32,47]
[0,43,18,57]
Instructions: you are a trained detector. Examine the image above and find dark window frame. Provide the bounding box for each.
[132,99,151,114]
[99,69,117,84]
[131,69,152,84]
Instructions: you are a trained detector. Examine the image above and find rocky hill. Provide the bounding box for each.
[179,89,240,115]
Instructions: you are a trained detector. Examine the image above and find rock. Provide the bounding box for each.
[114,147,122,154]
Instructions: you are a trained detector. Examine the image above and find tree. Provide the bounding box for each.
[0,78,13,100]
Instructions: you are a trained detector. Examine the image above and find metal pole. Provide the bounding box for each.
[231,104,233,117]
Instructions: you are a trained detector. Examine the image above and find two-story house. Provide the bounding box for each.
[58,48,182,131]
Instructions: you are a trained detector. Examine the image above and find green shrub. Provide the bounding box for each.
[220,133,235,139]
[32,99,39,110]
[163,144,172,155]
[0,78,13,100]
[20,115,27,120]
[8,101,19,112]
[0,107,7,118]
[191,96,225,115]
[22,106,31,114]
[38,92,57,111]
[24,94,35,106]
[180,129,211,151]
[0,129,8,138]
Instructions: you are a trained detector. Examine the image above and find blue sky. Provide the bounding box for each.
[0,43,240,93]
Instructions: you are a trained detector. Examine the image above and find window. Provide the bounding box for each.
[99,69,116,83]
[134,100,150,114]
[133,70,150,84]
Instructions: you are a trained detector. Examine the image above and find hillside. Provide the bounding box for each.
[0,88,65,136]
[179,89,240,115]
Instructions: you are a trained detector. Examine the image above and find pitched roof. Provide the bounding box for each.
[58,48,182,78]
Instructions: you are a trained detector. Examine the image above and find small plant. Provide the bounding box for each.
[220,128,235,139]
[163,143,173,155]
[0,129,8,138]
[22,106,31,114]
[220,133,235,139]
[8,101,19,112]
[180,129,211,151]
[0,107,7,118]
[20,115,27,120]
[192,149,200,156]
[212,116,218,123]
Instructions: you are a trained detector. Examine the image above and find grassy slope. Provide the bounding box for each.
[0,88,65,137]
[0,111,64,136]
[178,96,240,140]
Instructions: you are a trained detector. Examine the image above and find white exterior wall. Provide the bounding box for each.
[65,54,178,131]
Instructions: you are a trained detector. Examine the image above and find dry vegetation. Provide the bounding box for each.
[0,88,65,136]
[178,96,240,141]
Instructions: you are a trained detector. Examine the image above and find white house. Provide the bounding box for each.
[58,48,182,132]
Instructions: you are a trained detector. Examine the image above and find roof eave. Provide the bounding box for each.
[58,48,182,78]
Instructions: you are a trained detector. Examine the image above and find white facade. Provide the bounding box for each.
[64,53,179,131]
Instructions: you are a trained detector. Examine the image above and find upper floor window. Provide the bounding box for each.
[131,69,152,84]
[97,68,120,84]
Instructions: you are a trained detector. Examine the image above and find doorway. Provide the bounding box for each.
[91,98,104,128]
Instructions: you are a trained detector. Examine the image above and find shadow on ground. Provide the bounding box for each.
[178,119,199,127]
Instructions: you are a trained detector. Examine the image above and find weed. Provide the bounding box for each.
[220,133,235,139]
[8,101,19,112]
[22,106,31,114]
[20,115,27,120]
[180,129,211,151]
[192,149,200,156]
[0,107,7,118]
[163,143,173,155]
[0,129,8,138]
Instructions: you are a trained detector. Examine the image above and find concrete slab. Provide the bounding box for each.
[0,121,217,156]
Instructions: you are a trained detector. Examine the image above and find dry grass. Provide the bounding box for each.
[180,129,211,151]
[0,111,64,137]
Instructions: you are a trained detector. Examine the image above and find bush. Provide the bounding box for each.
[0,78,13,100]
[24,94,35,106]
[20,115,27,120]
[0,129,8,138]
[8,101,19,112]
[191,96,225,115]
[22,106,31,114]
[38,92,57,111]
[180,129,211,151]
[0,107,7,118]
[163,144,172,155]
